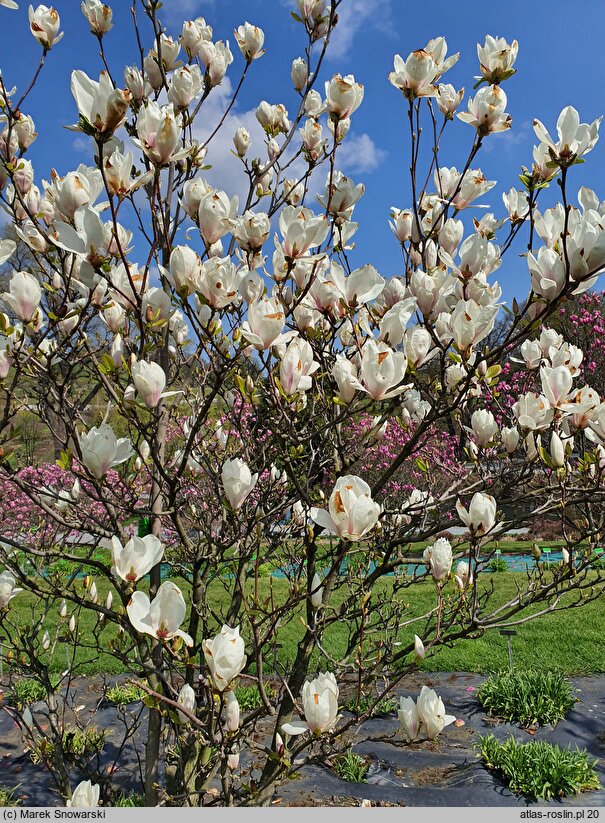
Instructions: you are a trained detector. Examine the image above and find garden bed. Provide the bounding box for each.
[1,672,604,807]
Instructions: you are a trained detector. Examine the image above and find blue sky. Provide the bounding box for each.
[3,0,605,301]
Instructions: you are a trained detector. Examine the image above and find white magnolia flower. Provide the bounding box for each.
[221,458,258,509]
[203,625,247,691]
[349,340,408,401]
[279,337,320,395]
[512,392,555,431]
[132,360,167,409]
[533,106,601,165]
[66,780,100,808]
[0,571,23,609]
[127,581,193,645]
[477,35,518,84]
[456,492,497,536]
[398,696,419,741]
[325,73,364,120]
[457,84,511,135]
[278,205,329,258]
[282,672,339,736]
[240,297,296,350]
[311,475,381,542]
[168,65,204,109]
[71,69,131,135]
[234,22,265,60]
[416,686,456,740]
[81,0,112,35]
[1,270,41,322]
[470,409,498,447]
[78,423,133,479]
[29,4,63,48]
[135,102,189,166]
[111,534,164,583]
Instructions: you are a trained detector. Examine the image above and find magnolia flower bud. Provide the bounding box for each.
[550,431,565,468]
[42,630,51,650]
[105,590,113,610]
[398,696,419,742]
[291,57,309,91]
[132,360,167,409]
[310,572,323,609]
[224,690,240,732]
[124,65,145,102]
[423,539,453,582]
[177,683,196,722]
[203,625,247,691]
[227,752,240,770]
[60,599,68,618]
[69,615,76,633]
[221,458,258,509]
[414,635,425,659]
[233,126,250,158]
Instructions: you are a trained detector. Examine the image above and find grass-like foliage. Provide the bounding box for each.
[234,684,275,711]
[106,683,144,705]
[477,670,576,727]
[478,735,600,800]
[114,793,145,807]
[29,727,106,765]
[10,678,46,706]
[332,750,368,783]
[0,786,20,807]
[345,694,397,716]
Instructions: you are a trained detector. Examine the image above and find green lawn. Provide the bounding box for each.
[3,570,604,677]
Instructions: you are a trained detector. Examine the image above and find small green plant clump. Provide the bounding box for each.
[332,749,368,783]
[488,557,508,573]
[29,727,106,765]
[106,683,144,705]
[478,735,600,800]
[10,679,47,707]
[477,670,576,728]
[234,684,275,711]
[0,786,20,807]
[114,793,145,807]
[345,694,397,716]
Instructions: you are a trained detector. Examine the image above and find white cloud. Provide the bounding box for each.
[161,0,214,25]
[337,133,387,173]
[481,120,532,155]
[192,85,385,214]
[325,0,394,60]
[72,137,89,154]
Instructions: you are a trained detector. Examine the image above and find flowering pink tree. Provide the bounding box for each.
[0,0,604,808]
